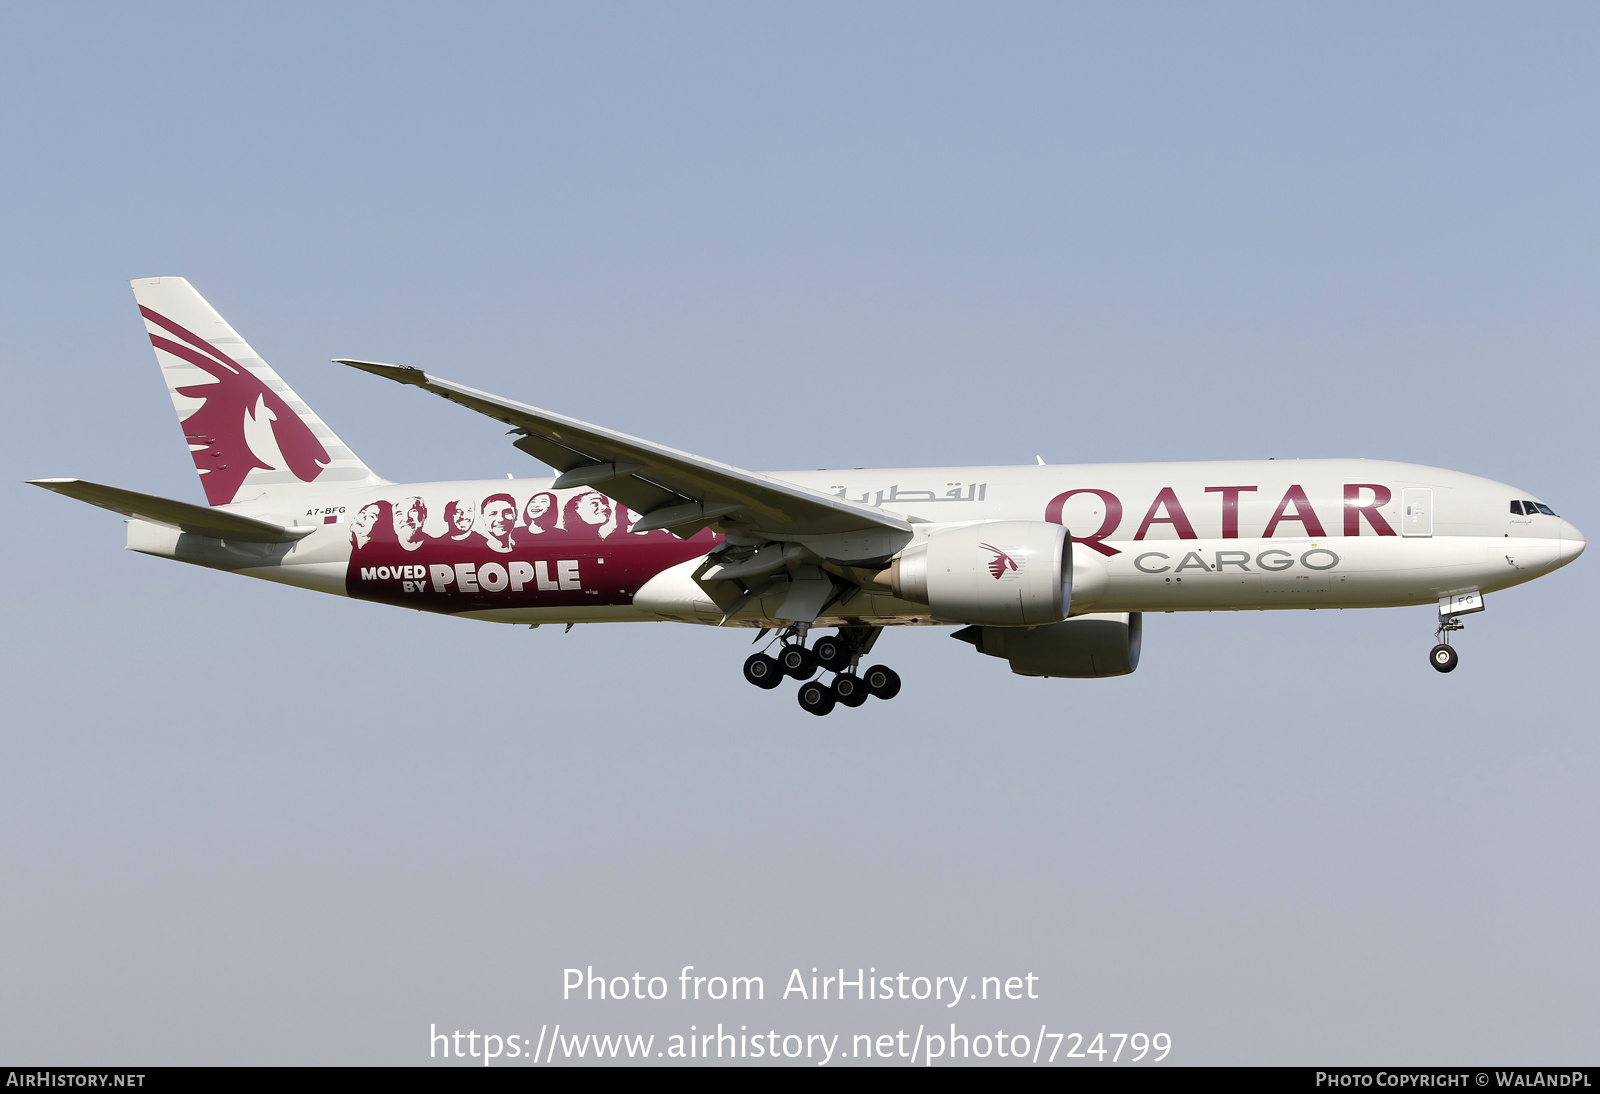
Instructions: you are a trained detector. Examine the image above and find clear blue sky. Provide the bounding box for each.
[2,1,1595,1064]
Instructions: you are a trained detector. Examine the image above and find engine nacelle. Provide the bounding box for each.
[879,521,1070,626]
[952,612,1143,678]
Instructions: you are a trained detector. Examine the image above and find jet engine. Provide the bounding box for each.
[952,612,1142,678]
[877,521,1070,626]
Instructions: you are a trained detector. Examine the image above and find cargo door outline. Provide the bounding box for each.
[1401,488,1433,538]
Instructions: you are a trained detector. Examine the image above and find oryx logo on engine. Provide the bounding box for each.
[981,544,1020,580]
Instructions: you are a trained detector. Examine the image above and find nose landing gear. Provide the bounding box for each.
[1430,615,1464,673]
[1428,591,1481,673]
[740,624,898,714]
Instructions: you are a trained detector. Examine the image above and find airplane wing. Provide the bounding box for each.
[336,360,913,547]
[28,478,316,543]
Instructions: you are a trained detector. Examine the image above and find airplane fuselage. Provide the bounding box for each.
[125,458,1583,627]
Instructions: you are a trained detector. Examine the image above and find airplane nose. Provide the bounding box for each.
[1559,519,1586,564]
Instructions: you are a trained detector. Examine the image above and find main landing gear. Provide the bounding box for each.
[741,624,900,716]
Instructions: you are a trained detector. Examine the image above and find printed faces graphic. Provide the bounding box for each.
[522,492,557,534]
[480,493,517,552]
[394,496,428,552]
[345,488,711,614]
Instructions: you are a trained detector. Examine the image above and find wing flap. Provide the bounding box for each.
[28,478,314,543]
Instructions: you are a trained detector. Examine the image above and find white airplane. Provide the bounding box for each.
[31,278,1586,714]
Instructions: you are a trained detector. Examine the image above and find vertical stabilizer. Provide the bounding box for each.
[131,277,382,506]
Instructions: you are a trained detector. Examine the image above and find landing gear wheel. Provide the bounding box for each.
[778,644,819,680]
[797,680,836,716]
[862,664,901,700]
[743,652,784,689]
[831,673,869,707]
[1429,644,1458,673]
[813,635,851,672]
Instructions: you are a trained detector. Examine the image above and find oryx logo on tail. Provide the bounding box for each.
[131,277,381,507]
[980,543,1018,579]
[140,306,331,505]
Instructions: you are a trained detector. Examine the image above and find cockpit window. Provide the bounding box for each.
[1515,499,1559,517]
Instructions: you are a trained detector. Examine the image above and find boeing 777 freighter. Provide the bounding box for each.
[29,279,1586,714]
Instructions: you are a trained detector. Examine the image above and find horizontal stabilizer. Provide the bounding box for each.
[27,479,315,543]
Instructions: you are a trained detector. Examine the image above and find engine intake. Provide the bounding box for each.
[877,521,1070,626]
[953,612,1143,678]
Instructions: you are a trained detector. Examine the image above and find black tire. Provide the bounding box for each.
[832,673,869,708]
[813,635,851,672]
[778,644,819,680]
[797,680,836,716]
[1429,644,1458,673]
[862,664,902,700]
[743,652,784,689]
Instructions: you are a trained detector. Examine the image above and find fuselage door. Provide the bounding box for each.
[1401,488,1433,537]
